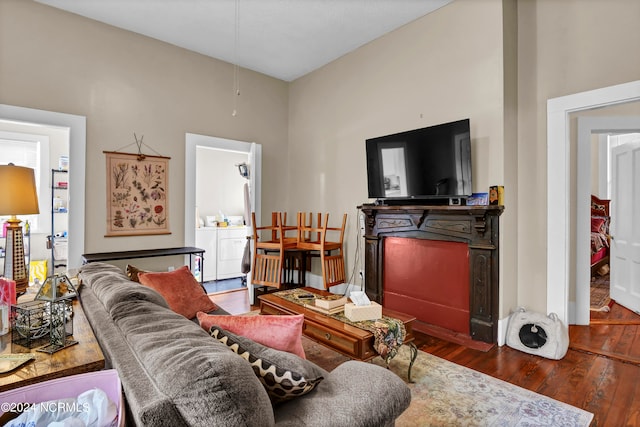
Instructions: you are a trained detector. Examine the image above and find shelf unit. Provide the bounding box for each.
[50,169,68,273]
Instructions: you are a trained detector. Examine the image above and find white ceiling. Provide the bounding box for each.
[35,0,453,82]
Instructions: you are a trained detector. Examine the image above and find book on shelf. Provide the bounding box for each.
[304,303,345,315]
[314,295,348,310]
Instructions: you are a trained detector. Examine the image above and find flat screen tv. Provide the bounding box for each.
[366,119,472,202]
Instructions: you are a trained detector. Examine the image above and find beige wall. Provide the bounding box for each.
[2,0,639,320]
[501,0,519,320]
[517,0,640,312]
[288,0,514,312]
[288,0,639,317]
[0,0,288,262]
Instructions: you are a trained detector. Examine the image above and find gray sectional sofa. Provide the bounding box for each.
[78,262,411,426]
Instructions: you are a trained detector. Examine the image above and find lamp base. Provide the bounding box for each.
[3,218,29,296]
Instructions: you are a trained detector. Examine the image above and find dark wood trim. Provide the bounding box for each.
[359,204,503,344]
[81,246,204,263]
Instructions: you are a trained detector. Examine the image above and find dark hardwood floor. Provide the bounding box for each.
[416,309,640,427]
[209,290,640,427]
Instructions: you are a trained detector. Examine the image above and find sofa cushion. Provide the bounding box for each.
[210,327,325,405]
[79,262,170,310]
[273,361,412,427]
[197,312,306,359]
[138,266,217,318]
[111,299,275,426]
[78,284,190,427]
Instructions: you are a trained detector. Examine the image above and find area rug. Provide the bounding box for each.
[302,337,594,427]
[590,274,613,312]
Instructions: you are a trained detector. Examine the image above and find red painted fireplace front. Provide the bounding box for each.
[383,237,470,335]
[360,204,503,345]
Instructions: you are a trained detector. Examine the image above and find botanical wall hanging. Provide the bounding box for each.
[105,149,170,236]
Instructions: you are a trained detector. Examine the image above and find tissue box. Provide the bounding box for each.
[344,302,382,322]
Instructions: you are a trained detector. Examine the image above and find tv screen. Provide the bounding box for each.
[366,119,472,201]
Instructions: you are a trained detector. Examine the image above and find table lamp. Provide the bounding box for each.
[0,164,40,296]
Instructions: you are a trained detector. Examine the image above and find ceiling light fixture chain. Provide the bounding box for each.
[232,0,241,117]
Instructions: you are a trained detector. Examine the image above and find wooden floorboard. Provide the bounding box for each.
[208,288,252,314]
[211,289,640,426]
[570,302,640,365]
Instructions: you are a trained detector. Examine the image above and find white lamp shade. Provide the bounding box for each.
[0,164,40,215]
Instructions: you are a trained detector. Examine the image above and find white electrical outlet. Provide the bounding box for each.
[168,266,175,272]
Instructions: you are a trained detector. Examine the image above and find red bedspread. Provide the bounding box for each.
[590,195,611,266]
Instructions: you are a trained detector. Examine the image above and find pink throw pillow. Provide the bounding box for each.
[197,312,306,359]
[138,265,218,319]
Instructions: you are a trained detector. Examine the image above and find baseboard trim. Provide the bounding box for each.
[412,320,495,352]
[497,315,509,347]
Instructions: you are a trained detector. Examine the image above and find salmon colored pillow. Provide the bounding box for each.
[138,266,218,319]
[197,312,306,359]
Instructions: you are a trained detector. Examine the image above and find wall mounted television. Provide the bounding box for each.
[366,118,472,203]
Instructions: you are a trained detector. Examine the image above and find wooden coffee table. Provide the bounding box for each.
[0,298,105,392]
[259,287,418,381]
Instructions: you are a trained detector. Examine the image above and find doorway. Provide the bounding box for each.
[184,133,261,304]
[546,80,640,326]
[588,131,640,321]
[0,104,86,270]
[578,119,640,324]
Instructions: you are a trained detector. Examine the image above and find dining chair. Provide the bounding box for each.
[251,212,297,290]
[296,212,347,289]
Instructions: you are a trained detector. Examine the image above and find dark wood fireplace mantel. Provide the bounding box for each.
[359,203,504,344]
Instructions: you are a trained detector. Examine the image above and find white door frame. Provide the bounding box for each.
[184,133,262,303]
[547,80,640,325]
